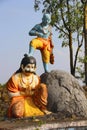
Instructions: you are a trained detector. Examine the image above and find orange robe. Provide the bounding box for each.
[6,73,48,118]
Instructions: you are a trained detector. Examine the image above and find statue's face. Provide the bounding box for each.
[42,14,51,25]
[21,63,36,75]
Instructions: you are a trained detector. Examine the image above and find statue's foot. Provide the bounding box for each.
[42,109,52,115]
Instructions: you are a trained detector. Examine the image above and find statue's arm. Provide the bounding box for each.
[29,25,37,36]
[29,24,44,37]
[6,75,21,98]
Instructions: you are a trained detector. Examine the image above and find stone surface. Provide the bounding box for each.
[40,70,87,118]
[0,117,87,130]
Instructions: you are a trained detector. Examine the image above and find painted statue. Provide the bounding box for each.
[29,13,54,73]
[6,54,51,118]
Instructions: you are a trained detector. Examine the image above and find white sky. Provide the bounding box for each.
[0,0,71,84]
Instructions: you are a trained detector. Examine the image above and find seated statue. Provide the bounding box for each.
[28,13,54,73]
[6,54,51,118]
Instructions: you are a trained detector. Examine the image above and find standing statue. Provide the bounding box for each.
[6,54,51,118]
[29,13,54,73]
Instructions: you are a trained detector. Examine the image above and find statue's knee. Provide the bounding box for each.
[29,40,32,46]
[12,101,24,118]
[30,40,37,48]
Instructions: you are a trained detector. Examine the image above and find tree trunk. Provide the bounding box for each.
[84,3,87,85]
[68,31,74,75]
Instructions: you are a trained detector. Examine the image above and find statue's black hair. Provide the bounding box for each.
[20,54,36,67]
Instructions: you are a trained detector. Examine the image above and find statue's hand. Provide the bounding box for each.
[25,86,35,96]
[37,32,44,37]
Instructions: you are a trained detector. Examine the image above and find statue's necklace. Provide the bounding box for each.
[20,74,33,88]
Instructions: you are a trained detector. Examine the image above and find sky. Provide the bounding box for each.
[0,0,70,84]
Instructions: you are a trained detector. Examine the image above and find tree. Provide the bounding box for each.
[34,0,84,78]
[80,0,87,85]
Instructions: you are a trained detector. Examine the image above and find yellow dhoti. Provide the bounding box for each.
[24,97,44,117]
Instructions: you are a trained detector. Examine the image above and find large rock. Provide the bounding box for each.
[40,70,87,118]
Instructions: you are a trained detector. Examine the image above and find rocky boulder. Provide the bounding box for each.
[40,70,87,118]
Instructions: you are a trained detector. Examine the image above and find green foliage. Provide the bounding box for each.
[75,56,85,80]
[61,41,69,47]
[76,66,85,79]
[0,83,6,87]
[83,56,87,63]
[34,0,41,11]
